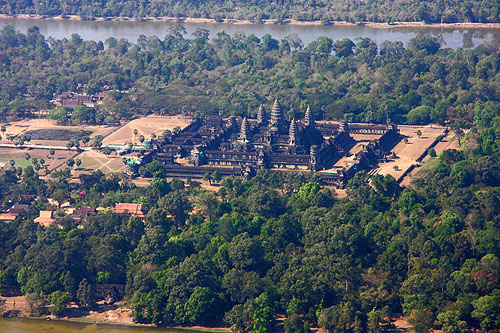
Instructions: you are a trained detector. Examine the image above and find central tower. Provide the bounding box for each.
[269,99,285,133]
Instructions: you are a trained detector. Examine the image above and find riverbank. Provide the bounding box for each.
[0,294,230,332]
[2,13,500,30]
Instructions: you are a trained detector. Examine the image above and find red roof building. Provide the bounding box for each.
[0,213,18,222]
[114,203,145,218]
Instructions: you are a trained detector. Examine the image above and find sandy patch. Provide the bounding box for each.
[376,124,446,181]
[0,119,117,146]
[399,129,457,186]
[102,115,192,146]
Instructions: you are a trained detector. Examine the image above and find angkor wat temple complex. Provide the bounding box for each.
[152,100,401,187]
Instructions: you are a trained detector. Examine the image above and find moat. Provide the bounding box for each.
[1,16,500,48]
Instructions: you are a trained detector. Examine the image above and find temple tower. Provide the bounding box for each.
[270,99,283,131]
[190,145,205,166]
[305,106,314,127]
[239,117,250,142]
[289,119,299,146]
[257,104,266,125]
[309,145,319,171]
[339,120,349,134]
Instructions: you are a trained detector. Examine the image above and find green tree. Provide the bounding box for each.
[212,170,222,184]
[334,38,355,57]
[47,106,69,124]
[184,286,222,325]
[77,278,96,310]
[251,292,275,333]
[66,158,75,168]
[472,290,500,331]
[71,105,96,125]
[203,172,212,185]
[48,290,71,317]
[436,310,467,333]
[158,191,191,227]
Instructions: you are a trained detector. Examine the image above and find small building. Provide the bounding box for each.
[96,284,125,303]
[9,204,29,215]
[72,207,97,220]
[0,213,18,222]
[34,211,56,227]
[114,203,145,218]
[0,203,30,222]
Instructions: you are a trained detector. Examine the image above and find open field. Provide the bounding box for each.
[0,119,118,146]
[102,115,192,146]
[0,147,76,171]
[375,124,447,181]
[74,150,126,174]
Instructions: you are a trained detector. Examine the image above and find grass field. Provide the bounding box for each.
[0,148,77,176]
[0,158,32,169]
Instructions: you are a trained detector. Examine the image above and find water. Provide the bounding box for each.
[1,17,500,49]
[0,318,205,333]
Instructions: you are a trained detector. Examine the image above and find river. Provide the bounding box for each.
[1,17,500,49]
[0,318,209,333]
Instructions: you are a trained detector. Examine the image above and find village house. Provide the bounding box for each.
[114,203,146,218]
[34,211,56,227]
[72,207,97,221]
[0,203,30,222]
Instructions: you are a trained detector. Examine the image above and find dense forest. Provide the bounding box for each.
[0,26,500,331]
[0,120,499,331]
[1,24,500,133]
[1,0,500,24]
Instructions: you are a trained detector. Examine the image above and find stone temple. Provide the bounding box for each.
[150,100,400,187]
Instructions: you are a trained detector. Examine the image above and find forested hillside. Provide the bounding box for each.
[1,0,500,24]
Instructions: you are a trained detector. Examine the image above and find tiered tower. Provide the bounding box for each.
[239,117,250,142]
[339,120,349,134]
[270,99,283,132]
[309,145,318,171]
[289,119,299,146]
[304,106,314,127]
[257,104,266,125]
